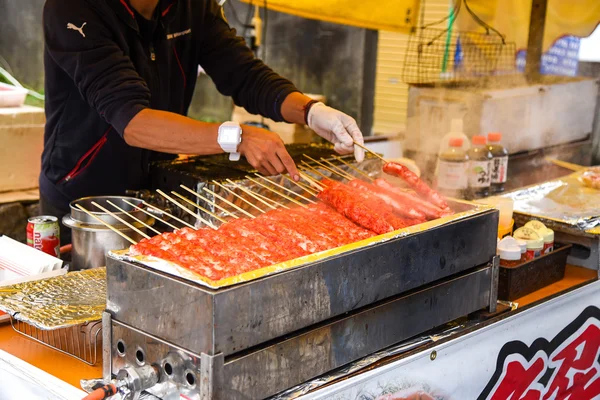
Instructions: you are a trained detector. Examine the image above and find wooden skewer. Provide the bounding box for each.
[282,175,318,197]
[254,174,317,204]
[106,200,161,235]
[179,185,240,219]
[300,163,329,180]
[142,201,197,230]
[75,204,137,245]
[298,171,325,190]
[333,155,373,180]
[155,190,214,230]
[203,187,256,219]
[212,181,265,214]
[245,176,308,208]
[318,157,356,181]
[252,189,292,210]
[91,201,150,239]
[302,155,353,181]
[122,199,180,231]
[170,191,227,224]
[353,141,387,163]
[224,179,280,210]
[545,157,585,171]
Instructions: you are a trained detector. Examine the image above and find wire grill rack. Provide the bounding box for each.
[11,317,102,365]
[403,27,518,85]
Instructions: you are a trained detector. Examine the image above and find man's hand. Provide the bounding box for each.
[307,103,365,162]
[238,126,299,180]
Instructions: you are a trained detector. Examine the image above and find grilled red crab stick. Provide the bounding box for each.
[348,179,427,220]
[382,162,449,210]
[372,178,450,219]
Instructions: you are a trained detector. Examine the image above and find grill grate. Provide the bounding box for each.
[11,317,102,365]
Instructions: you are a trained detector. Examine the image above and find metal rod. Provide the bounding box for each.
[254,174,317,204]
[122,199,180,231]
[300,163,329,180]
[156,190,217,229]
[212,181,265,213]
[333,155,373,180]
[353,141,387,163]
[75,204,137,245]
[170,191,227,224]
[282,175,318,197]
[525,0,548,82]
[179,185,240,219]
[203,187,255,219]
[245,176,308,208]
[106,200,161,235]
[298,171,325,190]
[224,179,279,210]
[90,201,150,239]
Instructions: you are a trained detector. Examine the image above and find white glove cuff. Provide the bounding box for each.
[307,102,326,129]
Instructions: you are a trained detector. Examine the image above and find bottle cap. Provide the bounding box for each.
[498,236,519,248]
[472,135,487,146]
[517,239,527,253]
[449,137,464,147]
[488,132,502,142]
[450,119,463,133]
[542,228,554,243]
[499,246,522,261]
[525,220,547,233]
[526,237,544,250]
[513,227,540,241]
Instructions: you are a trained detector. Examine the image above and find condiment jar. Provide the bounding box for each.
[499,246,522,267]
[514,227,543,260]
[487,132,509,193]
[517,239,527,262]
[467,135,493,199]
[436,137,469,198]
[541,228,554,254]
[524,220,547,233]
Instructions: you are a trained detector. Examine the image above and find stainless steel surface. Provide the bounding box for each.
[106,207,499,357]
[64,196,154,270]
[103,311,113,381]
[489,255,500,312]
[109,265,494,399]
[11,317,102,365]
[116,365,160,400]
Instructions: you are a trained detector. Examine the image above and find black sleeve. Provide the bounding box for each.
[197,1,300,122]
[43,0,150,135]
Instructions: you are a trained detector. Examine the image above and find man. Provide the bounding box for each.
[41,0,364,242]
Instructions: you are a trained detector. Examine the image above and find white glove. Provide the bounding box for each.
[307,102,365,162]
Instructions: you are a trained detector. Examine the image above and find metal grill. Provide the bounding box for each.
[403,27,517,85]
[11,317,102,365]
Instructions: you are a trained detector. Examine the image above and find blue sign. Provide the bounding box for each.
[516,36,580,76]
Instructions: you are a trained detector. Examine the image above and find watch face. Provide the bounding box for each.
[220,126,240,143]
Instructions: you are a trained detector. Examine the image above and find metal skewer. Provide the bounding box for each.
[353,141,387,163]
[90,201,150,239]
[75,204,137,245]
[319,157,357,181]
[122,199,180,231]
[179,185,240,219]
[156,190,216,230]
[212,181,265,214]
[170,192,227,224]
[106,200,161,235]
[333,155,373,180]
[245,176,308,208]
[202,187,256,219]
[224,179,280,210]
[282,175,318,197]
[254,174,316,204]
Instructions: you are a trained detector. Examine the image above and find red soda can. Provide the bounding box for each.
[26,216,61,258]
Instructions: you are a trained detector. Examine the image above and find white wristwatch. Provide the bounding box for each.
[217,121,242,161]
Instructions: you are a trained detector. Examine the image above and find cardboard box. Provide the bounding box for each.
[0,106,45,192]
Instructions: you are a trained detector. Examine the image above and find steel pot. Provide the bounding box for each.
[63,196,154,270]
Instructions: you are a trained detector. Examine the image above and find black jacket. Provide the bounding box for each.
[41,0,298,211]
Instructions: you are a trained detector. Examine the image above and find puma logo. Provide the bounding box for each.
[67,22,87,37]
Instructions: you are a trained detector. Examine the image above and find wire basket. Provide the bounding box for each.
[403,27,518,85]
[11,317,102,366]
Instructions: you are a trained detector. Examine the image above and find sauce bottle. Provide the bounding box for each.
[487,132,509,193]
[468,135,493,199]
[436,137,469,198]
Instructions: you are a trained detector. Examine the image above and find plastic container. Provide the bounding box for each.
[467,135,493,199]
[542,228,555,254]
[487,132,509,193]
[0,83,28,108]
[438,119,471,154]
[499,246,522,267]
[478,196,514,236]
[514,227,544,260]
[517,239,527,261]
[436,137,469,198]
